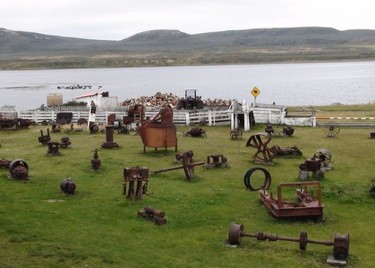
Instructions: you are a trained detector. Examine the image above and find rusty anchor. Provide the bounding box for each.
[123,166,149,200]
[151,151,205,180]
[228,223,349,262]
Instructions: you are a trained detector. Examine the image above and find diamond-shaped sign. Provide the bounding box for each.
[251,87,260,97]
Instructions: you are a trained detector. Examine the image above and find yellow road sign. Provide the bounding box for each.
[251,87,260,97]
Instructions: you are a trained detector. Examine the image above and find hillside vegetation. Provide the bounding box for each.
[1,27,375,69]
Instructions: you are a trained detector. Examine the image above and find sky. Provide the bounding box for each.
[1,0,375,41]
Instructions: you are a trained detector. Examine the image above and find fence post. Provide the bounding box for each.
[208,110,212,126]
[185,112,190,126]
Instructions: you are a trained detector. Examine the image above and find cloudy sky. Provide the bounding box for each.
[1,0,375,40]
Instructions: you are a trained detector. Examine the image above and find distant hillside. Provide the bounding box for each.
[1,27,375,69]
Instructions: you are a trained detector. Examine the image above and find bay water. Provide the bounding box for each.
[1,61,375,110]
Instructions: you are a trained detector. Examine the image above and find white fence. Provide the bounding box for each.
[0,108,316,127]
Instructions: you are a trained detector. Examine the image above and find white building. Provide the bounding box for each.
[74,92,118,109]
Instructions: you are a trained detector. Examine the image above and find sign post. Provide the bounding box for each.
[251,87,260,107]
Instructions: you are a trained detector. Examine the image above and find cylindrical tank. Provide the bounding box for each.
[47,94,63,107]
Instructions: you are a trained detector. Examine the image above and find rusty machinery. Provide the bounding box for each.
[184,127,206,137]
[137,206,167,225]
[102,125,119,148]
[123,166,149,200]
[246,133,276,164]
[299,148,332,180]
[0,159,29,180]
[60,178,76,194]
[47,141,60,155]
[244,167,324,219]
[246,133,303,164]
[265,124,295,137]
[152,151,205,180]
[91,149,101,170]
[323,121,340,138]
[0,117,33,130]
[38,129,51,145]
[205,154,228,168]
[270,145,302,157]
[60,136,71,148]
[230,128,242,140]
[228,223,349,263]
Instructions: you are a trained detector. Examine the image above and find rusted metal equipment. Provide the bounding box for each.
[60,178,76,194]
[152,151,205,180]
[243,167,272,191]
[89,123,99,134]
[123,104,145,128]
[228,223,349,262]
[137,206,167,225]
[323,121,340,138]
[38,129,51,145]
[177,89,204,110]
[123,166,149,200]
[102,125,119,148]
[265,124,295,137]
[246,133,276,164]
[230,128,242,139]
[298,148,332,180]
[264,124,274,135]
[283,126,295,136]
[313,148,332,169]
[139,124,177,152]
[60,136,71,148]
[262,181,323,219]
[0,117,33,130]
[0,158,11,169]
[56,112,73,125]
[91,149,101,170]
[47,141,60,155]
[270,145,302,157]
[8,159,29,180]
[205,154,228,168]
[184,127,206,137]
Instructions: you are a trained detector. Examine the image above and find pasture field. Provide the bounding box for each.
[0,119,374,267]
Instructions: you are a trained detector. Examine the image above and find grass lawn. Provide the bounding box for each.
[0,119,374,267]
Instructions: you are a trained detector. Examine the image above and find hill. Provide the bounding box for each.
[1,27,375,69]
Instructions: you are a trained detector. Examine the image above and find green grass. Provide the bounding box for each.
[0,123,374,267]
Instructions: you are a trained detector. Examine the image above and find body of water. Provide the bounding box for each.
[1,61,375,110]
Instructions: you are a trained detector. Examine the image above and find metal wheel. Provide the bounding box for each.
[246,133,276,164]
[323,121,340,137]
[243,167,272,191]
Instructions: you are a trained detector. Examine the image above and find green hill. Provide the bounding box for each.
[1,27,375,69]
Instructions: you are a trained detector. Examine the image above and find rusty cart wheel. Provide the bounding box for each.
[246,133,276,164]
[323,121,340,138]
[243,167,272,191]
